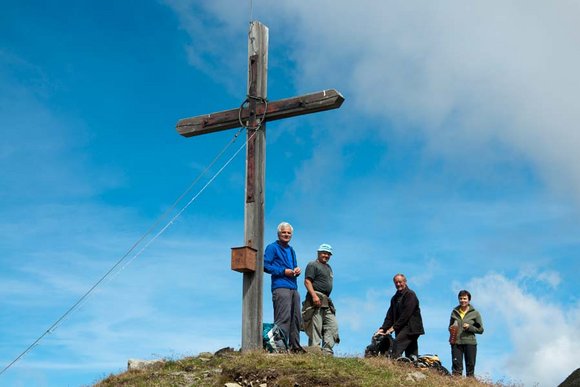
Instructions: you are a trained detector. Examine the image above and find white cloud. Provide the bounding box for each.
[535,271,561,289]
[162,0,249,95]
[469,273,580,386]
[517,266,562,289]
[170,0,580,204]
[338,288,389,332]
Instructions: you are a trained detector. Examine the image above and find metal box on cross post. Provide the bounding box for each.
[231,246,257,273]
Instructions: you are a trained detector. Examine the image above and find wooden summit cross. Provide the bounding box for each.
[175,21,344,350]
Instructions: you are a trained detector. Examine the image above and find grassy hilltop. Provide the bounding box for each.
[93,349,513,387]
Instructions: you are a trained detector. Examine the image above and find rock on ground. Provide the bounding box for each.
[558,368,580,387]
[127,359,164,370]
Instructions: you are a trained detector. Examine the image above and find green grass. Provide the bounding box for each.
[93,350,515,387]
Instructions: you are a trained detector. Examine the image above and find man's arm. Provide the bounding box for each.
[304,277,321,307]
[264,244,284,275]
[378,297,394,334]
[264,244,299,277]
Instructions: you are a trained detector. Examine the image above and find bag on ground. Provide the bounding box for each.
[262,323,288,353]
[364,333,394,358]
[414,354,451,375]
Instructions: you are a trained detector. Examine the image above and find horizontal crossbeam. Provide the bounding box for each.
[176,89,344,137]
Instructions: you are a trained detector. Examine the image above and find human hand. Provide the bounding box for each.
[463,323,470,330]
[374,328,385,336]
[312,294,321,307]
[293,267,301,277]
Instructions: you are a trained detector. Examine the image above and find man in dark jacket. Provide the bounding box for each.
[375,273,425,358]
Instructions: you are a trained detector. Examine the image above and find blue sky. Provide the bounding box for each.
[1,1,580,386]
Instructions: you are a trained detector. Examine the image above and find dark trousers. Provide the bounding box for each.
[393,327,419,358]
[273,288,302,350]
[451,344,477,376]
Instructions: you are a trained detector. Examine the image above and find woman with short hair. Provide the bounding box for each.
[449,290,484,377]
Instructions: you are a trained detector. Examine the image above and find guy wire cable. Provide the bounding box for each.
[0,125,256,377]
[116,128,258,274]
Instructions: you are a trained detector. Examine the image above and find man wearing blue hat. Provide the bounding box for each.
[302,243,339,355]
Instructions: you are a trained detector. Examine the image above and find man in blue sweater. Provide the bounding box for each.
[264,222,303,352]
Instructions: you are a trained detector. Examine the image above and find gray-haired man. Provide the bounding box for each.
[264,222,303,352]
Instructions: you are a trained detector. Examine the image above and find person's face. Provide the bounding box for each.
[278,226,293,244]
[317,251,331,264]
[458,295,470,307]
[393,276,407,292]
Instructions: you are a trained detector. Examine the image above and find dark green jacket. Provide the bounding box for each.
[449,305,484,345]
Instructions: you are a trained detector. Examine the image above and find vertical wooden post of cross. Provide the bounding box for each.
[242,21,267,351]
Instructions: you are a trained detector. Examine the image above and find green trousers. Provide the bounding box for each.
[306,307,339,355]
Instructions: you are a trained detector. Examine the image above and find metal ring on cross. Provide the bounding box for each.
[238,95,268,131]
